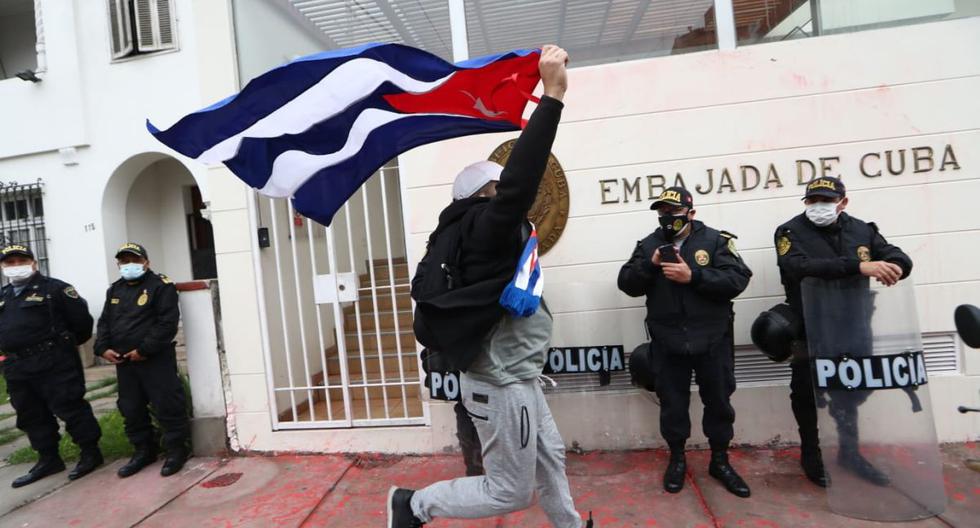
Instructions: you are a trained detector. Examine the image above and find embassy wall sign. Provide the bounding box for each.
[489,140,569,255]
[598,143,961,205]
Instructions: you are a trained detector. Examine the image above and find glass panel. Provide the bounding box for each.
[15,199,28,219]
[735,0,980,46]
[33,227,46,258]
[465,0,718,67]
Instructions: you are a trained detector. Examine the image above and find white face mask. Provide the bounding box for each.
[805,201,840,227]
[2,265,35,284]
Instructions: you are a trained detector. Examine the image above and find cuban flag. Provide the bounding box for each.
[499,225,544,317]
[148,43,541,226]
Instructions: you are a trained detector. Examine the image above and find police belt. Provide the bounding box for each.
[4,332,73,359]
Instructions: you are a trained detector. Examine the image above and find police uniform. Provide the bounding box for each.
[775,177,912,486]
[0,244,102,487]
[94,243,189,477]
[618,187,752,497]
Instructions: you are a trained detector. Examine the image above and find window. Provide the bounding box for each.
[734,0,980,46]
[107,0,177,61]
[0,0,38,81]
[0,181,48,283]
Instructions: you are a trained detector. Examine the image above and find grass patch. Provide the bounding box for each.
[6,410,133,465]
[0,427,24,446]
[0,375,8,405]
[0,411,13,422]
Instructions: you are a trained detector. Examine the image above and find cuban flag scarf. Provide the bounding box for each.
[499,224,543,317]
[147,43,541,226]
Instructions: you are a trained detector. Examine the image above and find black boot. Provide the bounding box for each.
[12,454,66,488]
[68,447,104,480]
[838,448,890,486]
[160,447,189,477]
[663,451,686,493]
[118,445,158,478]
[800,448,828,487]
[708,451,751,498]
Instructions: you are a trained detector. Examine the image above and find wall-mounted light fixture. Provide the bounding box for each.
[15,70,41,83]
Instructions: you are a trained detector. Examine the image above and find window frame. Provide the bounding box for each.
[105,0,179,63]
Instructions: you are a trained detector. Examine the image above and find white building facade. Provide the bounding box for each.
[2,0,978,455]
[0,0,238,302]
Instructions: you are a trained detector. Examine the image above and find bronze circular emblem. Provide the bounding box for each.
[488,140,569,255]
[857,246,871,262]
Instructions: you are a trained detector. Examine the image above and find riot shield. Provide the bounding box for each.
[801,277,946,521]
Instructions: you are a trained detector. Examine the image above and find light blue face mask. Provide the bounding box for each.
[119,263,146,281]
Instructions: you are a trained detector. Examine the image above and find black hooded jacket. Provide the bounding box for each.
[413,96,564,371]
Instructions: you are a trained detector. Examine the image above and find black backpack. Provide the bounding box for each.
[411,208,476,305]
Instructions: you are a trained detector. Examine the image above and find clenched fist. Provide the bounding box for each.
[539,44,569,101]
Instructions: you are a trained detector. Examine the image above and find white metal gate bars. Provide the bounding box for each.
[250,165,425,429]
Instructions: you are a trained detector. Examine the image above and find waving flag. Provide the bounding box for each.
[148,43,541,225]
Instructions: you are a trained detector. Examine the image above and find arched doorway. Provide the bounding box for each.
[102,153,216,282]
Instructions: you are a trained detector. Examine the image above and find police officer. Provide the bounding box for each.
[0,244,103,488]
[775,176,912,487]
[618,187,753,498]
[94,243,190,478]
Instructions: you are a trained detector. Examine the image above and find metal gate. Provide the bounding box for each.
[250,164,425,429]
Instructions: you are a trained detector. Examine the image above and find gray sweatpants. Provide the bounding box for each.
[411,374,582,527]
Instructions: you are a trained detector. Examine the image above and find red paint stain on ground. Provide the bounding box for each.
[201,472,244,488]
[973,487,980,495]
[952,492,966,502]
[754,520,779,527]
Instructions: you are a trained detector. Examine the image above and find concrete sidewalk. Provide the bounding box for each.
[0,444,976,527]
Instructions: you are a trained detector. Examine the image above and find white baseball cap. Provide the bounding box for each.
[452,161,503,200]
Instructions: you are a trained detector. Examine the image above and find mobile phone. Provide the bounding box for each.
[658,244,678,263]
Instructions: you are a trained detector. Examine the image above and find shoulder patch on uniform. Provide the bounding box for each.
[111,298,120,305]
[159,274,172,284]
[720,230,738,239]
[727,238,740,258]
[777,236,792,256]
[64,286,79,299]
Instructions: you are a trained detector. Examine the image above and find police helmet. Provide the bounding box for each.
[751,303,802,363]
[629,342,660,392]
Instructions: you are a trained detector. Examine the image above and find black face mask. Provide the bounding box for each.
[658,214,689,242]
